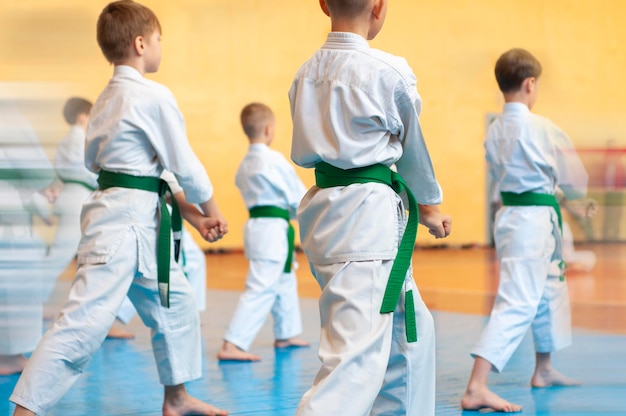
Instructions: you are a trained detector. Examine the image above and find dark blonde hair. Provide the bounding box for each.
[240,103,274,139]
[63,97,92,125]
[324,0,370,18]
[96,0,162,63]
[494,48,542,93]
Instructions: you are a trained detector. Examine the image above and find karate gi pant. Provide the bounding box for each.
[472,206,572,373]
[296,259,435,416]
[0,232,47,356]
[43,183,91,301]
[116,229,207,324]
[10,228,202,415]
[223,258,303,351]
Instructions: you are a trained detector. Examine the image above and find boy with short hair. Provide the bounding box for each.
[461,48,593,413]
[217,102,309,362]
[289,1,451,414]
[10,1,228,415]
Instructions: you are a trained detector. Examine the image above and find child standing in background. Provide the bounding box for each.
[10,1,228,415]
[46,98,97,304]
[462,48,594,413]
[218,102,309,362]
[289,0,451,414]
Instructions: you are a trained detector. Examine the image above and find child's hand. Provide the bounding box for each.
[584,198,598,218]
[418,205,452,239]
[199,217,228,242]
[564,197,598,219]
[40,186,60,203]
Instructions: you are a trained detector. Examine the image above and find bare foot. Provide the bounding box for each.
[163,384,228,416]
[461,386,522,412]
[531,367,581,388]
[106,326,135,339]
[274,338,310,349]
[217,341,261,362]
[13,405,36,416]
[0,354,28,376]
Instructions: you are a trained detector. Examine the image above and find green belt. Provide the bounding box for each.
[500,191,562,231]
[500,191,566,280]
[98,170,182,307]
[249,205,295,273]
[61,178,97,191]
[315,161,418,343]
[0,168,55,181]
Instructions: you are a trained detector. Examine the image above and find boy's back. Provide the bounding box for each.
[289,32,442,265]
[485,102,587,200]
[235,144,306,261]
[290,32,439,196]
[235,144,304,213]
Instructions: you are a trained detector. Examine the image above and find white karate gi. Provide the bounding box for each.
[289,32,442,415]
[11,65,213,415]
[223,143,306,351]
[472,102,588,373]
[0,101,52,356]
[43,125,98,301]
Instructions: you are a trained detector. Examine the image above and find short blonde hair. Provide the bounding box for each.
[96,0,162,63]
[240,103,274,139]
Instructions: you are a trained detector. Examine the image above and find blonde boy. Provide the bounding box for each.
[461,48,592,413]
[289,0,451,414]
[218,103,309,361]
[11,1,228,415]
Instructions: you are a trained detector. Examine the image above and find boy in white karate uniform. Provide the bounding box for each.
[289,1,452,414]
[0,100,55,375]
[461,48,595,413]
[218,103,309,362]
[10,1,228,415]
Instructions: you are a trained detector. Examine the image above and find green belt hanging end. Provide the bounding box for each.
[285,223,295,273]
[559,260,567,282]
[405,290,417,342]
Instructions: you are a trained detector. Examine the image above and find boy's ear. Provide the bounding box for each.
[133,35,145,56]
[522,77,537,93]
[319,0,331,17]
[373,0,386,19]
[523,77,536,93]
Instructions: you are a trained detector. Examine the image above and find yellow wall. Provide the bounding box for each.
[2,0,625,249]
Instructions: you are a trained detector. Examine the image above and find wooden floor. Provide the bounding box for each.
[206,243,626,334]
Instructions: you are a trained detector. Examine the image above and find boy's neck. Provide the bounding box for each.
[72,122,88,132]
[114,59,148,76]
[249,138,269,146]
[330,19,370,40]
[503,93,532,109]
